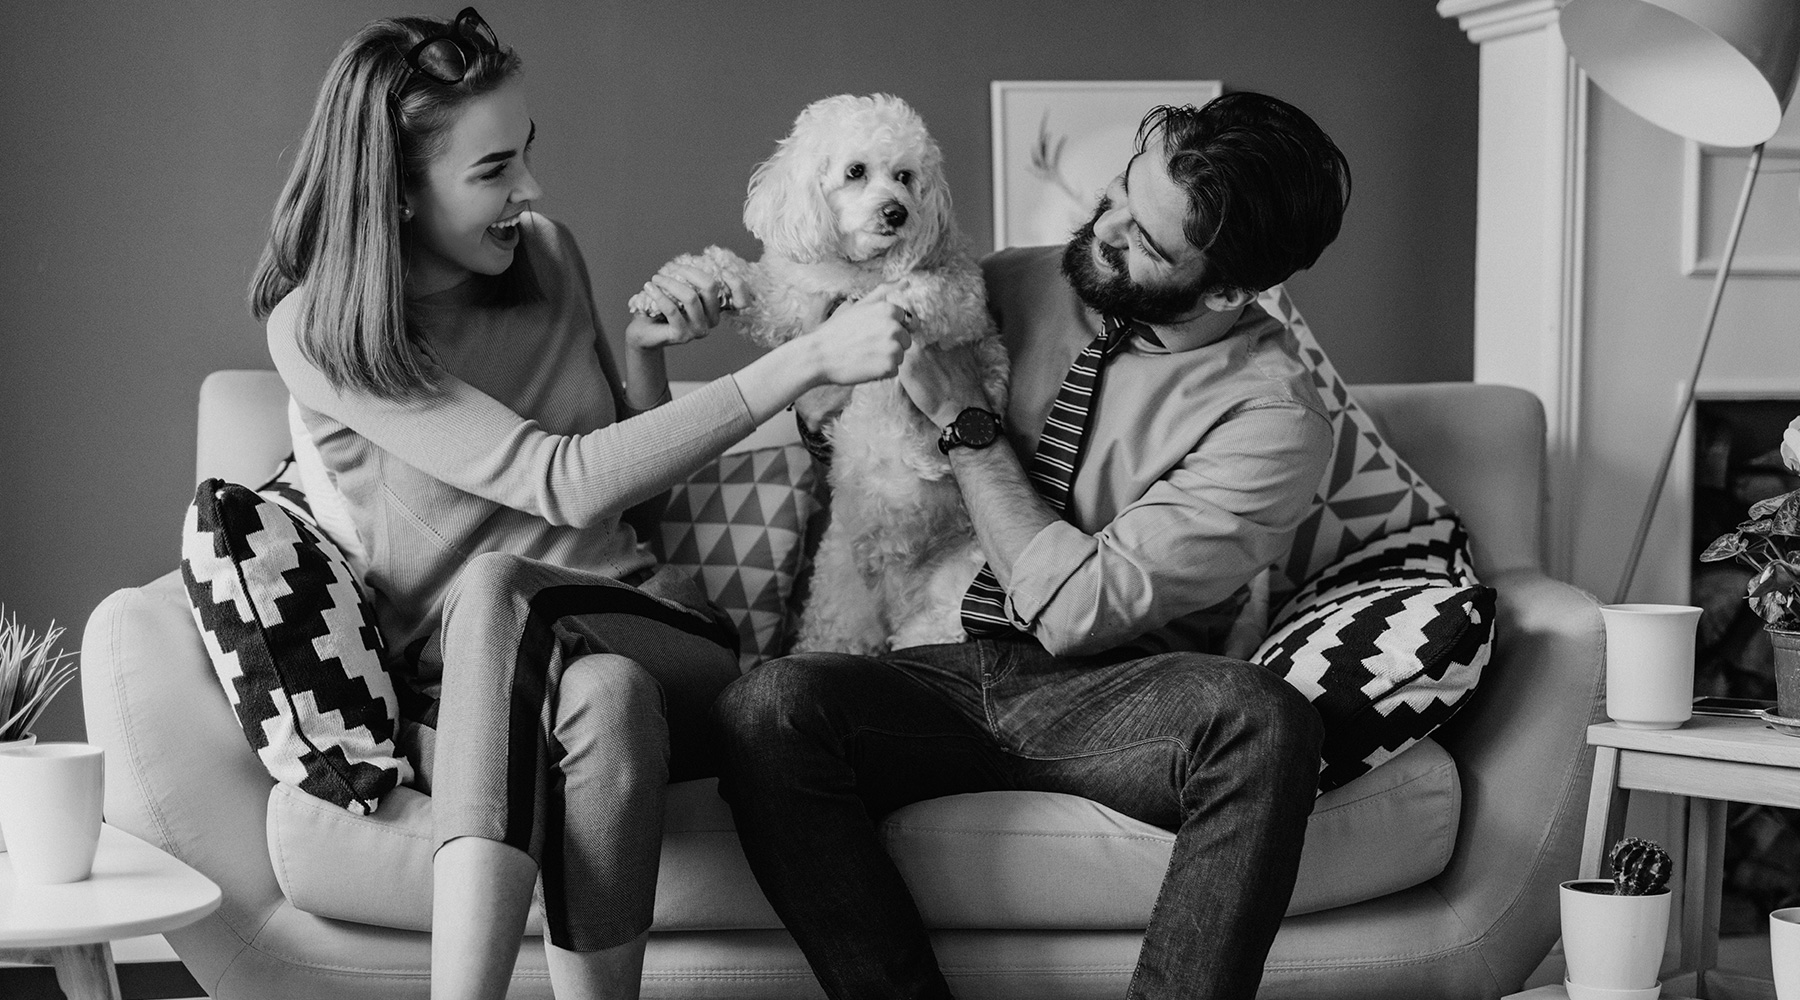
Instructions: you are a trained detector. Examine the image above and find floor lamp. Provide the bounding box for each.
[1556,0,1800,604]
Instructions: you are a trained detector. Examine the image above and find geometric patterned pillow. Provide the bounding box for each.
[1255,285,1455,607]
[1254,516,1495,793]
[650,444,824,672]
[179,477,411,815]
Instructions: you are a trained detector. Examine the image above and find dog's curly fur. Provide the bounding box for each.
[632,94,1008,654]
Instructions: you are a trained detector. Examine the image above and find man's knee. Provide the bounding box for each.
[713,653,849,735]
[1176,656,1323,762]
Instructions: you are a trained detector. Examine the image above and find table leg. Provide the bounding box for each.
[1678,797,1727,1000]
[50,943,122,1000]
[1580,747,1629,878]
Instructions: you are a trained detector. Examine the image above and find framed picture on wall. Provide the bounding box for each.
[990,80,1223,252]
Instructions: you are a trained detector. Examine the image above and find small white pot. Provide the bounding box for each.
[1561,879,1671,995]
[0,733,38,852]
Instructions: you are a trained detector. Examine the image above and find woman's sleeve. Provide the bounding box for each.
[268,305,756,529]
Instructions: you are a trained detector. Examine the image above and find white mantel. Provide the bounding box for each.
[1438,0,1800,605]
[1438,0,1588,583]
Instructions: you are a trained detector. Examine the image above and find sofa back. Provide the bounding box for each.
[197,371,1546,583]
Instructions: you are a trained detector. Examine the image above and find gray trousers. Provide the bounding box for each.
[421,551,739,951]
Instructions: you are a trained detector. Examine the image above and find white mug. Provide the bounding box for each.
[0,742,105,884]
[1774,907,1800,1000]
[1600,604,1702,730]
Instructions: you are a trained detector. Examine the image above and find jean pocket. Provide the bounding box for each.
[981,637,1053,686]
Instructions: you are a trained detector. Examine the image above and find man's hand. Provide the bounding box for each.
[899,341,989,428]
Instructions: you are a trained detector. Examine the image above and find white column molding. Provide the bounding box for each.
[1438,0,1586,581]
[1438,0,1559,43]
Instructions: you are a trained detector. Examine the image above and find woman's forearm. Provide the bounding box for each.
[623,343,671,413]
[729,337,827,425]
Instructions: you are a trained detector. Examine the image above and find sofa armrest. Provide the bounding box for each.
[81,570,285,995]
[1429,566,1606,987]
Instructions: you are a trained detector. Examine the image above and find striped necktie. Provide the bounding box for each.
[960,313,1141,638]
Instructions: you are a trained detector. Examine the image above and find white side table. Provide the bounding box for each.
[1575,717,1800,1000]
[0,824,221,999]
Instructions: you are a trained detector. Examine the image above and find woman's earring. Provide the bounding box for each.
[401,204,414,222]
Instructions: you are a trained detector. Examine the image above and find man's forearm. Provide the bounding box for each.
[949,442,1060,588]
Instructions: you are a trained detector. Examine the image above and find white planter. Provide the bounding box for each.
[0,733,38,852]
[1560,878,1671,998]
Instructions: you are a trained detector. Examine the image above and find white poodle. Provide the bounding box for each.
[632,93,1009,654]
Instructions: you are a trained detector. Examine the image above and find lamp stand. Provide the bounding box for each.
[1613,143,1766,605]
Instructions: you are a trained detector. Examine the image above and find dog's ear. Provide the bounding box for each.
[887,137,956,276]
[744,110,838,263]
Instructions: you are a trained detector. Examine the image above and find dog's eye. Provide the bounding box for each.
[846,163,865,180]
[895,170,913,186]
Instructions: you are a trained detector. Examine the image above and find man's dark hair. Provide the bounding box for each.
[1140,92,1351,295]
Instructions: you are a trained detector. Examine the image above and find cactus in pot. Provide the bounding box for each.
[1561,837,1675,994]
[1610,837,1672,896]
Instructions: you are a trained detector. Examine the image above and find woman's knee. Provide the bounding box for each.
[440,551,542,637]
[555,654,667,761]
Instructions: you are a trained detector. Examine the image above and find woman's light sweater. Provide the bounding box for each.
[267,213,757,689]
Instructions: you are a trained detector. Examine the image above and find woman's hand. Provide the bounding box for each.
[1783,414,1800,474]
[808,290,913,386]
[624,261,750,351]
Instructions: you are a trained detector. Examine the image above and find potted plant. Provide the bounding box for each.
[1699,476,1800,722]
[0,606,80,852]
[1560,838,1673,1000]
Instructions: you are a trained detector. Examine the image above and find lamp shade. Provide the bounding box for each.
[1560,0,1800,147]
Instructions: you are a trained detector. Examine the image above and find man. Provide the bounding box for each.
[712,91,1351,1000]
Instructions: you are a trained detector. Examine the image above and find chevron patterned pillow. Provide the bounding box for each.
[1254,516,1494,792]
[650,444,824,671]
[180,475,412,814]
[1255,286,1454,607]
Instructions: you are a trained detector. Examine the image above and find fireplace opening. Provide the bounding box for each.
[1691,397,1800,933]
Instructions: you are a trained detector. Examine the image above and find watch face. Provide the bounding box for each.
[957,408,1001,445]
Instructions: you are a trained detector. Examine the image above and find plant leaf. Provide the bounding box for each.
[1772,491,1800,536]
[1700,534,1749,562]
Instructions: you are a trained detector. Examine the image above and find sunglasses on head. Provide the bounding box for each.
[389,7,501,209]
[404,7,500,86]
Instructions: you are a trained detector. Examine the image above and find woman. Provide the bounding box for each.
[250,10,911,999]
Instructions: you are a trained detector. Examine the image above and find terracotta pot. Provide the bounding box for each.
[0,732,39,852]
[1771,628,1800,720]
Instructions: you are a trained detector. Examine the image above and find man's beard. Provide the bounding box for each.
[1060,202,1209,325]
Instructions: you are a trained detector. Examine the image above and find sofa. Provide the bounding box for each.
[81,369,1605,999]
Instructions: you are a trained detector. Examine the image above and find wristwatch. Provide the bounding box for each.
[937,407,1004,454]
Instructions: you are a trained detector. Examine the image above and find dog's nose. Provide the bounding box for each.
[880,202,908,228]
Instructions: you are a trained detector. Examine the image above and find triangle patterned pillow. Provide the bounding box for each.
[179,465,411,814]
[1255,285,1454,605]
[650,444,824,672]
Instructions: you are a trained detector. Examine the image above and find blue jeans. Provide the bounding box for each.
[711,638,1323,1000]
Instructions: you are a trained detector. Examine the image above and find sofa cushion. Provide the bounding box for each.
[181,477,412,815]
[1255,516,1496,791]
[266,734,1458,932]
[648,444,824,671]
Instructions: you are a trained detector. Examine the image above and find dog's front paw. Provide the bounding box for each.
[627,248,744,318]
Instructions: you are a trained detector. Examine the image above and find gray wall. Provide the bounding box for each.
[2,1,1476,741]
